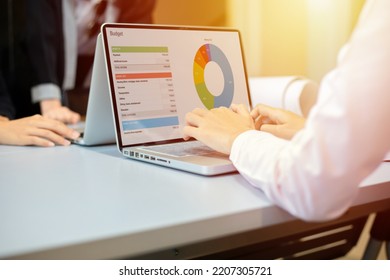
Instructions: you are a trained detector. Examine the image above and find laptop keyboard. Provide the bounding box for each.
[141,141,226,158]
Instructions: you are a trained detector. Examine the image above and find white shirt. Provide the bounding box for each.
[230,0,390,222]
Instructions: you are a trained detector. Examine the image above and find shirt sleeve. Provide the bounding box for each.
[26,0,64,99]
[230,0,390,222]
[31,83,62,104]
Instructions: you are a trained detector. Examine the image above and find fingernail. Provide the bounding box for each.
[72,131,80,139]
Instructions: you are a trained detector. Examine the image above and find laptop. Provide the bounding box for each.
[101,23,251,175]
[71,33,116,146]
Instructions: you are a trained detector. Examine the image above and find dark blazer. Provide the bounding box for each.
[0,0,64,118]
[0,67,15,119]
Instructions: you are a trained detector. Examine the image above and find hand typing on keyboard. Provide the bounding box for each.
[183,105,255,155]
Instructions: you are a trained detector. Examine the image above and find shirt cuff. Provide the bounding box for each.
[230,130,286,163]
[229,130,289,187]
[31,84,62,104]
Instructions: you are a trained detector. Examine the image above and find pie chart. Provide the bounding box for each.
[193,44,234,109]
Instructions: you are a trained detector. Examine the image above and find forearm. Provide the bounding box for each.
[230,129,362,222]
[231,0,390,222]
[231,69,389,222]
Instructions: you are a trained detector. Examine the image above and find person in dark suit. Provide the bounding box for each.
[0,0,80,146]
[0,61,79,147]
[0,0,80,123]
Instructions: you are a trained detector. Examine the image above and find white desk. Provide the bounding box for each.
[0,145,389,259]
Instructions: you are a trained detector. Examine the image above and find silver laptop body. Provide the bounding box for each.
[101,23,251,175]
[72,34,116,146]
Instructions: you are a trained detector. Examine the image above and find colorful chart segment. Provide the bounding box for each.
[193,44,234,109]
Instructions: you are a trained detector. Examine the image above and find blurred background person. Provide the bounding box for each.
[0,0,80,147]
[0,0,80,124]
[64,0,157,114]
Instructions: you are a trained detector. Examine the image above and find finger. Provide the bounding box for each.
[185,111,205,127]
[251,104,283,124]
[29,127,71,146]
[259,116,273,124]
[260,124,282,138]
[250,104,273,118]
[65,111,81,124]
[252,112,273,129]
[182,125,200,141]
[31,116,80,140]
[192,108,208,116]
[13,123,60,147]
[254,116,266,130]
[231,104,251,117]
[43,107,81,124]
[64,109,81,124]
[210,106,229,114]
[23,136,56,147]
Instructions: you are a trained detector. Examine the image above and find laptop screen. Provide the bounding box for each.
[101,24,251,148]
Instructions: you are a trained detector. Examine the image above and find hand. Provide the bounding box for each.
[183,104,255,154]
[251,104,305,140]
[40,99,80,124]
[0,115,80,147]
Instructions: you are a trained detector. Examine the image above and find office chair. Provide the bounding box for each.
[362,210,390,259]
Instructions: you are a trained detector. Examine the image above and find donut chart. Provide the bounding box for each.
[193,44,234,109]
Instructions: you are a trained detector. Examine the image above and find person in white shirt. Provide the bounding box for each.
[183,0,390,222]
